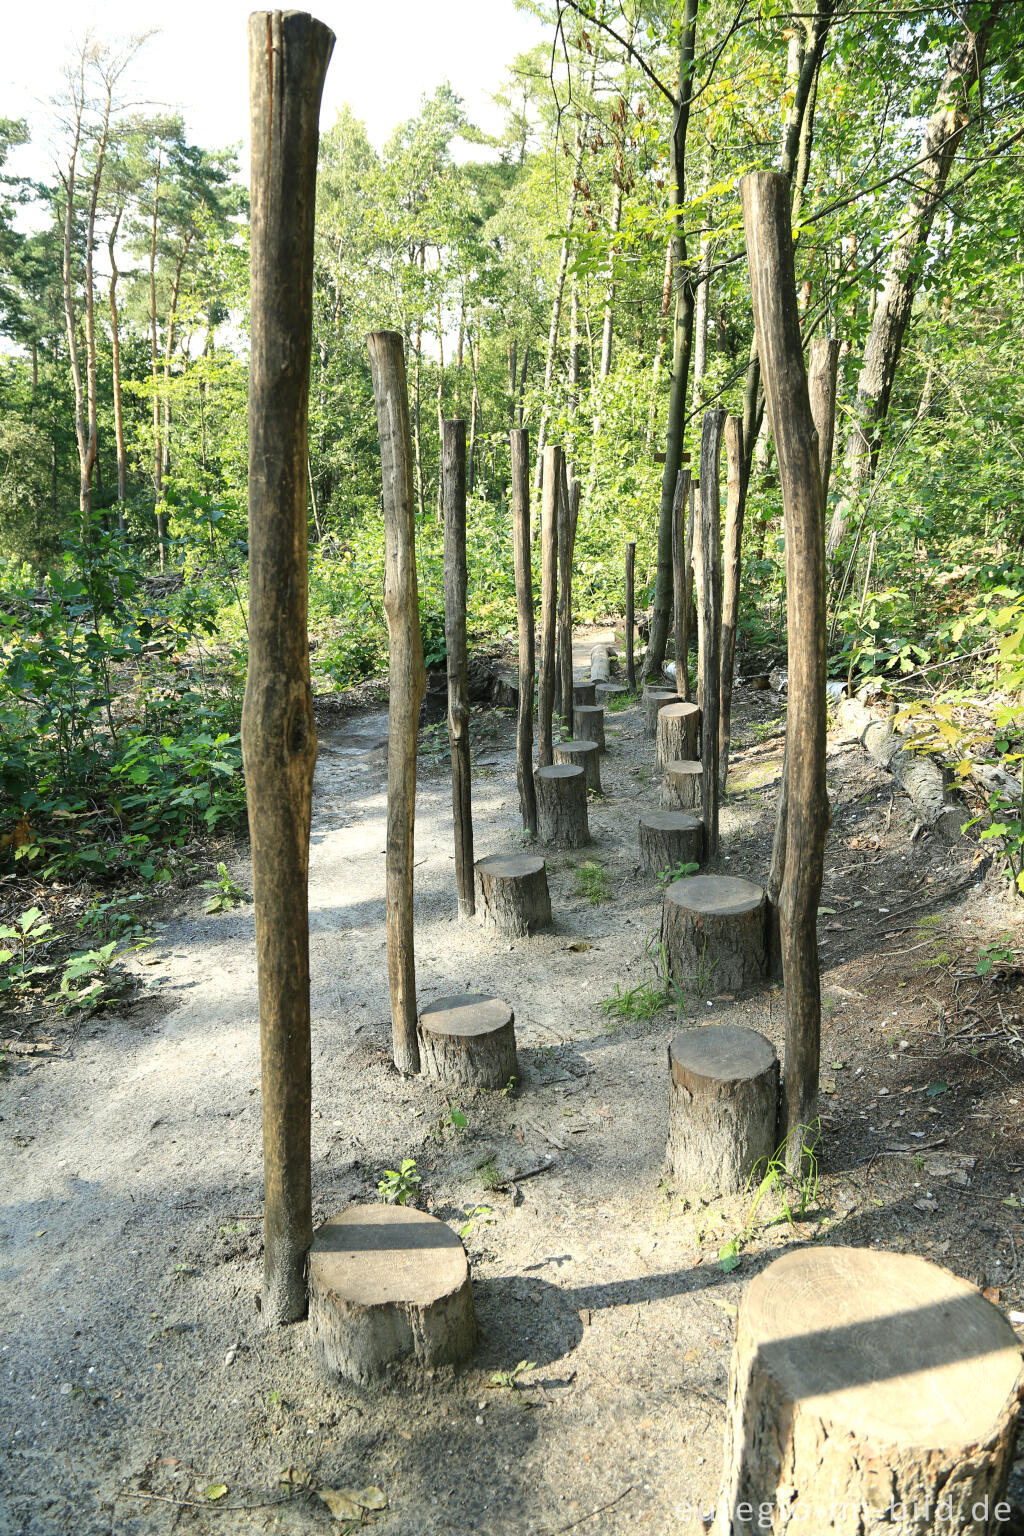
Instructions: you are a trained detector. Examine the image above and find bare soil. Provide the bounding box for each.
[2,626,1023,1536]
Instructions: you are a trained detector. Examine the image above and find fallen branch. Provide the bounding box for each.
[836,697,960,839]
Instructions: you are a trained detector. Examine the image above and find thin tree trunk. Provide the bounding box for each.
[108,208,127,529]
[442,418,474,918]
[59,54,88,523]
[600,131,624,380]
[625,539,636,690]
[719,416,746,791]
[646,240,673,451]
[696,409,725,860]
[511,428,538,835]
[808,336,840,503]
[161,232,193,489]
[537,446,562,767]
[82,77,114,524]
[671,466,691,693]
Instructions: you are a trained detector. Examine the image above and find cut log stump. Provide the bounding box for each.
[662,874,768,993]
[666,1024,778,1195]
[417,994,518,1090]
[308,1205,478,1384]
[595,682,627,708]
[474,854,551,938]
[657,701,701,770]
[573,682,596,708]
[639,809,703,876]
[574,704,606,752]
[590,644,616,682]
[661,759,702,810]
[535,764,590,848]
[644,687,682,737]
[554,738,602,794]
[709,1245,1024,1535]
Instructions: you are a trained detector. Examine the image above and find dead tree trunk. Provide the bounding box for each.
[537,446,562,767]
[557,468,579,733]
[242,9,333,1326]
[808,336,840,503]
[368,330,427,1078]
[719,416,746,791]
[696,410,725,860]
[510,429,537,834]
[741,170,828,1172]
[671,466,691,696]
[625,540,636,689]
[442,418,474,919]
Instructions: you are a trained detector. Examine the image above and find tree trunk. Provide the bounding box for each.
[442,418,474,919]
[108,209,127,529]
[741,170,828,1172]
[696,410,725,860]
[242,9,333,1325]
[510,429,538,835]
[59,63,89,523]
[719,416,746,791]
[645,240,673,451]
[625,540,636,689]
[671,467,691,698]
[557,470,579,733]
[537,446,562,767]
[368,331,426,1078]
[808,336,840,504]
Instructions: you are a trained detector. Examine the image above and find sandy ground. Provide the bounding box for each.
[2,626,1024,1536]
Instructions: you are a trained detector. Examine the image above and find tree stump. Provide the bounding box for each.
[474,854,551,937]
[709,1246,1024,1536]
[644,687,682,737]
[661,759,702,810]
[657,700,702,770]
[590,644,615,682]
[639,810,704,876]
[662,874,768,993]
[574,704,606,752]
[417,994,518,1089]
[595,682,627,707]
[554,738,602,794]
[308,1206,478,1383]
[573,682,597,708]
[666,1024,778,1195]
[535,764,590,848]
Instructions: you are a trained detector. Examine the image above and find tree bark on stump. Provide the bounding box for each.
[595,682,627,706]
[625,540,637,689]
[554,737,602,794]
[661,759,702,810]
[709,1246,1024,1536]
[719,415,746,792]
[672,467,691,698]
[573,681,597,708]
[639,809,703,875]
[474,854,552,937]
[662,874,768,993]
[442,418,474,918]
[309,1206,477,1384]
[696,409,725,860]
[243,9,333,1326]
[537,446,561,767]
[368,332,427,1080]
[573,704,606,752]
[510,428,537,835]
[418,994,518,1090]
[666,1024,778,1195]
[535,764,590,848]
[657,701,701,771]
[645,688,682,737]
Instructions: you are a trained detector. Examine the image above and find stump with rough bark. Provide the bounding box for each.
[662,874,768,993]
[595,682,627,708]
[657,701,702,771]
[308,1205,478,1383]
[661,759,702,810]
[535,764,590,848]
[574,704,606,752]
[639,810,704,876]
[709,1246,1024,1536]
[666,1024,778,1195]
[474,854,551,937]
[573,682,596,708]
[644,688,682,737]
[554,737,602,794]
[418,994,518,1090]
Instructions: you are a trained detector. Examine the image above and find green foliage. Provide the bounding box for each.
[571,859,611,904]
[377,1158,421,1206]
[657,860,700,884]
[201,863,249,914]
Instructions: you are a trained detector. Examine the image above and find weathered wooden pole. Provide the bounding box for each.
[556,461,577,733]
[719,415,746,791]
[537,445,562,767]
[242,9,333,1326]
[741,170,828,1171]
[671,466,690,697]
[696,409,725,860]
[808,335,840,503]
[510,429,537,834]
[368,330,426,1077]
[625,540,636,689]
[442,418,474,918]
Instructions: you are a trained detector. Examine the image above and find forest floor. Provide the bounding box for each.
[2,625,1024,1536]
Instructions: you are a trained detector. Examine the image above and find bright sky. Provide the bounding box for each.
[4,0,548,183]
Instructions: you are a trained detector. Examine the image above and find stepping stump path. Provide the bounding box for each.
[308,1205,478,1383]
[474,854,551,937]
[708,1246,1024,1536]
[666,1024,778,1195]
[589,643,615,683]
[417,994,518,1090]
[554,737,602,794]
[656,700,701,770]
[661,759,702,810]
[639,809,703,876]
[662,873,768,993]
[572,681,596,708]
[535,764,590,848]
[644,687,682,737]
[573,704,606,752]
[595,682,628,708]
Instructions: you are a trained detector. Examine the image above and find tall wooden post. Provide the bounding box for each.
[719,415,746,791]
[696,409,725,860]
[243,9,333,1326]
[510,429,537,834]
[556,458,573,732]
[625,540,636,689]
[442,418,474,918]
[368,330,426,1077]
[537,445,562,767]
[671,466,690,696]
[741,170,828,1171]
[808,336,840,503]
